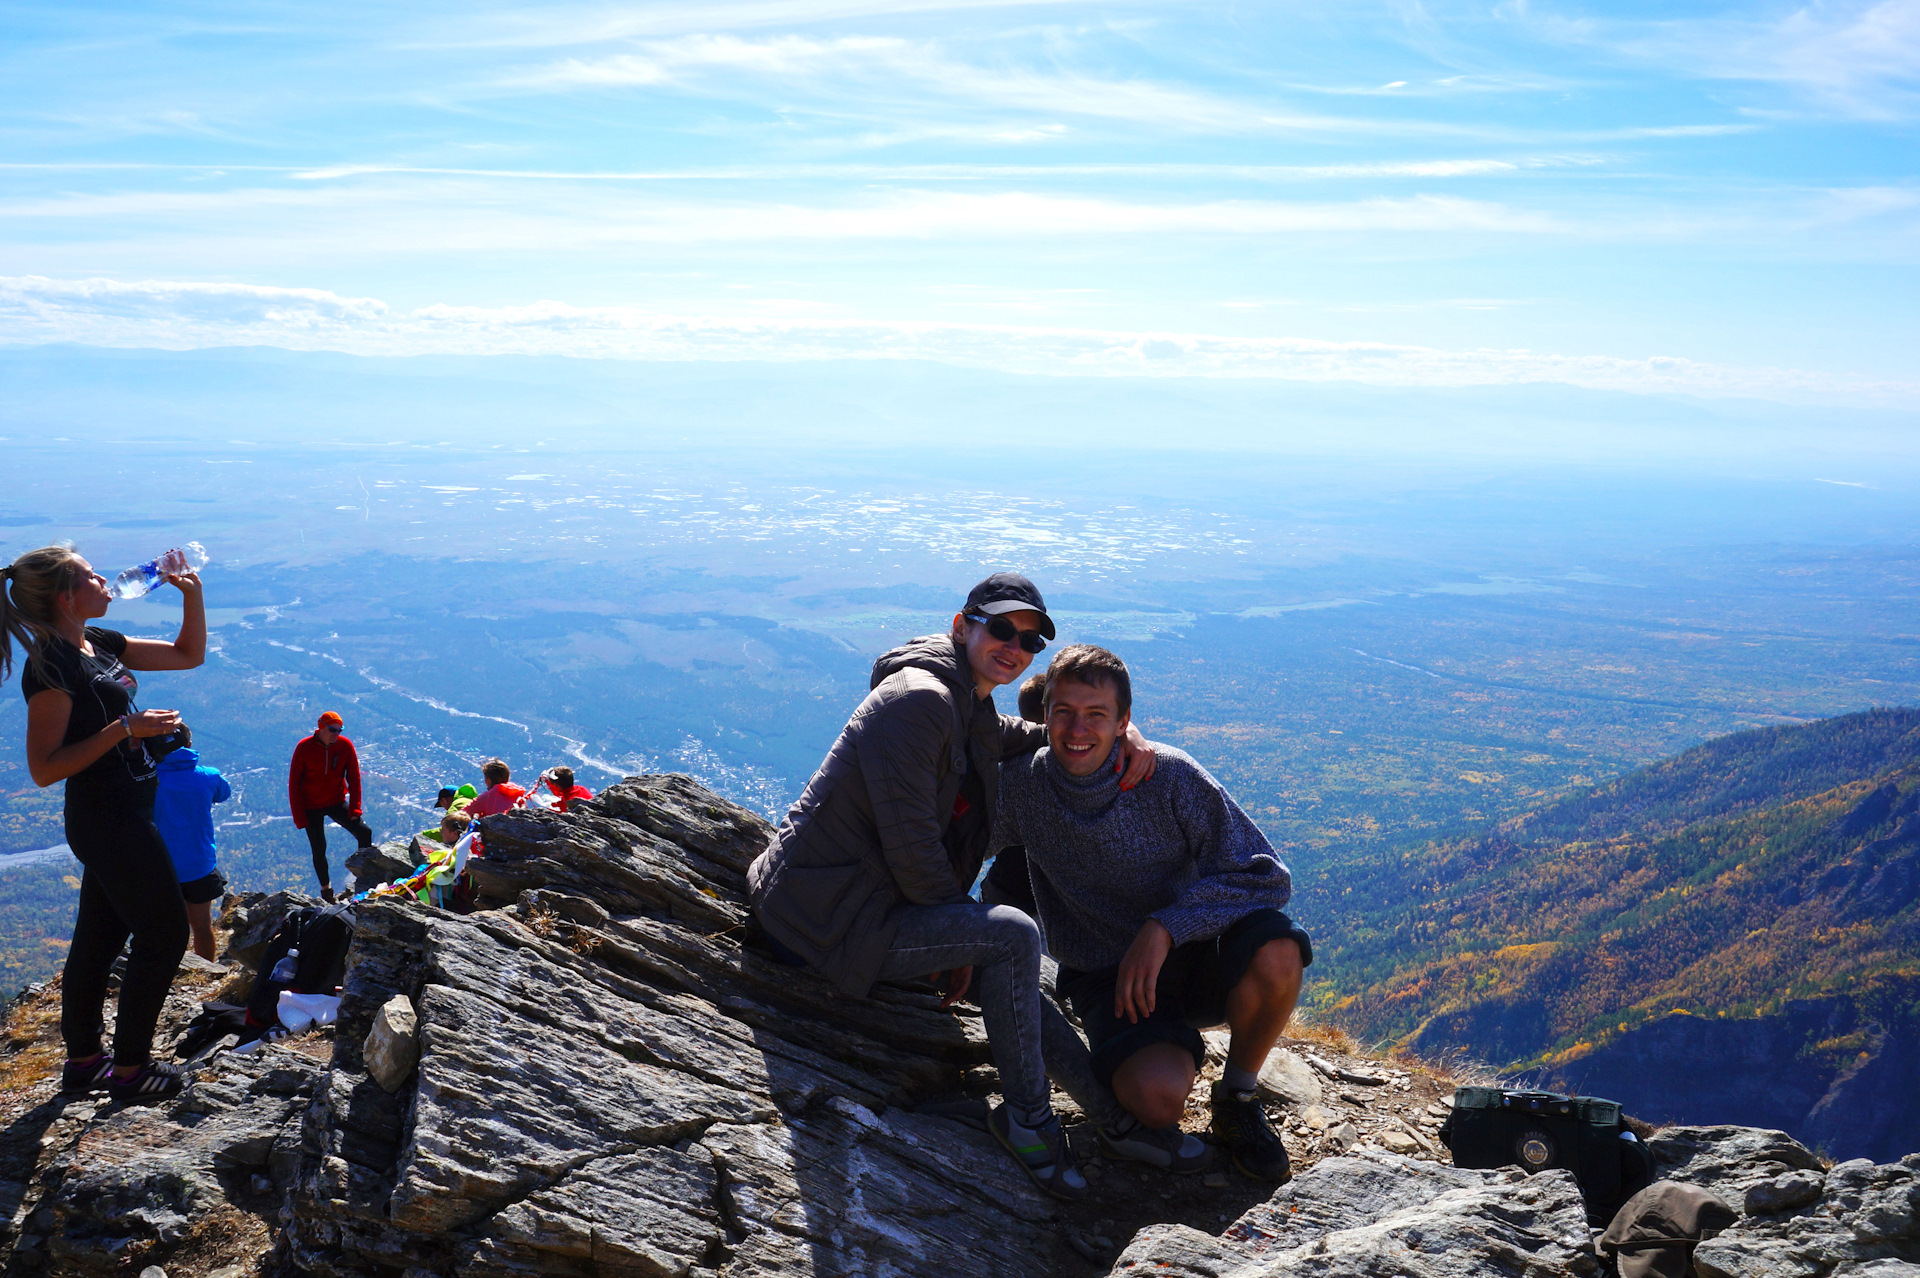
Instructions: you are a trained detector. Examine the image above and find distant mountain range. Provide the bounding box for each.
[1325,707,1920,1161]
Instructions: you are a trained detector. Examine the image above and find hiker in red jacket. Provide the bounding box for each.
[288,711,375,902]
[543,766,594,813]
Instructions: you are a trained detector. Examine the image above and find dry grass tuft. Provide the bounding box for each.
[0,974,66,1095]
[1288,1017,1359,1056]
[521,904,560,939]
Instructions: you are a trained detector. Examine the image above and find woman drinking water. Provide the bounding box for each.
[2,544,207,1103]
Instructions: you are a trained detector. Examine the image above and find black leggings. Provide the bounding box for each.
[304,805,373,887]
[63,783,190,1066]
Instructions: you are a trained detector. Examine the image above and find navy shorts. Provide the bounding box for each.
[179,870,227,906]
[1058,908,1313,1089]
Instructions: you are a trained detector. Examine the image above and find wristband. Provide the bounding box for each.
[120,714,134,740]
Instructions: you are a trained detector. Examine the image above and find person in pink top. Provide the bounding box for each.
[464,758,527,818]
[543,766,594,813]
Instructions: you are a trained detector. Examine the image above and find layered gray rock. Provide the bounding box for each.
[281,774,1053,1278]
[1110,1150,1600,1278]
[15,772,1920,1278]
[1686,1146,1920,1278]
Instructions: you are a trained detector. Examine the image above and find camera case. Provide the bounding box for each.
[1439,1086,1653,1225]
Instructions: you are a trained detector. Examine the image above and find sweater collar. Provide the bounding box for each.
[1043,743,1124,814]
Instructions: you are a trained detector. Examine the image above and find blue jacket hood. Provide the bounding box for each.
[159,746,201,771]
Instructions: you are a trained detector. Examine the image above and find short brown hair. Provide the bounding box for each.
[440,812,471,838]
[1016,673,1048,724]
[482,758,510,785]
[1044,644,1131,717]
[552,766,574,789]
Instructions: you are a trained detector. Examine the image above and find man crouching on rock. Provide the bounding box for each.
[748,573,1157,1201]
[996,643,1311,1184]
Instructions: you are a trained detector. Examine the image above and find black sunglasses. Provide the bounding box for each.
[967,613,1047,654]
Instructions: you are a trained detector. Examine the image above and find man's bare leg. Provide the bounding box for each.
[1223,937,1304,1081]
[185,901,216,962]
[1111,1041,1197,1130]
[1211,937,1304,1182]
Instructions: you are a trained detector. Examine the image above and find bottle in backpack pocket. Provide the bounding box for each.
[270,948,300,984]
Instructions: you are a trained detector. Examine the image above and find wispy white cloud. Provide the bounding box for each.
[501,31,1492,137]
[0,184,1570,241]
[444,0,1094,50]
[1532,0,1920,119]
[3,273,1912,407]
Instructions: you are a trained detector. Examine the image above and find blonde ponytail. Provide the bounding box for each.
[1,544,85,685]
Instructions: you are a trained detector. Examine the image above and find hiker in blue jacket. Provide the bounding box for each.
[153,726,232,961]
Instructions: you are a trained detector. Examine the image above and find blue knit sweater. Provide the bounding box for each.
[992,741,1292,971]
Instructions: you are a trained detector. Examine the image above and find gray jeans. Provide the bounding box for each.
[877,902,1126,1128]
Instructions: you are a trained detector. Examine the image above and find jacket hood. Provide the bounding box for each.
[456,783,478,799]
[871,632,972,696]
[158,746,201,771]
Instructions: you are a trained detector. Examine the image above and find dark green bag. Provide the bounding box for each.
[1439,1086,1655,1226]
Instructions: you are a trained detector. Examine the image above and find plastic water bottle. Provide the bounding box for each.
[270,948,299,984]
[110,542,209,600]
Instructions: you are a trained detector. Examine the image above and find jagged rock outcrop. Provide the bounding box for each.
[1110,1127,1920,1278]
[8,773,1920,1278]
[1110,1152,1601,1277]
[284,774,1057,1278]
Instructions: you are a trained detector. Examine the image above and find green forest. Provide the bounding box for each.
[1316,707,1920,1075]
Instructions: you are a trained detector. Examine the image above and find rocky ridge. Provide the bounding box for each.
[0,774,1915,1278]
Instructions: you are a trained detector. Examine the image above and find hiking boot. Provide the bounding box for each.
[109,1060,187,1106]
[60,1053,114,1096]
[321,885,337,904]
[1098,1116,1214,1174]
[1210,1082,1291,1183]
[988,1104,1088,1201]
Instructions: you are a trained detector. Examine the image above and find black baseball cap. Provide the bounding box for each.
[964,572,1056,640]
[434,787,457,809]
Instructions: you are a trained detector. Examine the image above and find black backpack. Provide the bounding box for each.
[1439,1086,1657,1226]
[246,902,357,1029]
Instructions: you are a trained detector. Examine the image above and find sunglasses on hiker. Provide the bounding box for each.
[966,613,1048,654]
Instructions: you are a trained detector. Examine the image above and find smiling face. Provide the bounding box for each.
[953,608,1042,696]
[1047,673,1130,777]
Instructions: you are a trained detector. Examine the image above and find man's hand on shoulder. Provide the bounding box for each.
[1114,919,1173,1023]
[1116,722,1158,791]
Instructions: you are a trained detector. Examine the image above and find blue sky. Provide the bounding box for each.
[1,0,1915,404]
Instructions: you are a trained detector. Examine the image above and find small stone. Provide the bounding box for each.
[1256,1048,1323,1108]
[1062,1226,1108,1264]
[1325,1121,1360,1154]
[1380,1130,1420,1154]
[1203,1171,1230,1188]
[251,1173,275,1195]
[363,994,419,1093]
[140,1267,167,1278]
[1298,1104,1331,1130]
[1744,1170,1824,1215]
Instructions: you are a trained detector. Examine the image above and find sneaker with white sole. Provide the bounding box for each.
[1098,1116,1214,1174]
[988,1104,1088,1201]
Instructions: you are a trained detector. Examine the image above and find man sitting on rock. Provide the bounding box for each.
[995,643,1311,1183]
[749,572,1164,1201]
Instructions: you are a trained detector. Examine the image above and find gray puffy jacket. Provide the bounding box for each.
[748,633,1045,997]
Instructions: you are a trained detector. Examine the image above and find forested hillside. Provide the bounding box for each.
[1325,707,1920,1157]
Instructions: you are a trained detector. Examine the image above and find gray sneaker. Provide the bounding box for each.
[1098,1118,1214,1174]
[988,1104,1088,1201]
